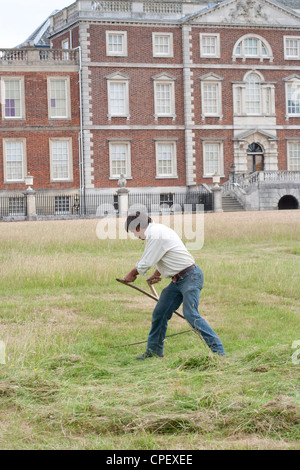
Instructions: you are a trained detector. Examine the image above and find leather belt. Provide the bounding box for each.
[172,265,196,283]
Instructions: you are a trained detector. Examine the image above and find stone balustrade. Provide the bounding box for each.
[222,171,300,194]
[50,0,196,32]
[0,49,79,66]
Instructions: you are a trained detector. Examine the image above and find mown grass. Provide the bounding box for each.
[0,211,299,450]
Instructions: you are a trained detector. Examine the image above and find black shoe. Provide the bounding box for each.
[136,351,163,360]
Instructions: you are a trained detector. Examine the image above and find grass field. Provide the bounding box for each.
[0,210,299,450]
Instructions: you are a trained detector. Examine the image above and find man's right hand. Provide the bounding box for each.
[123,268,139,283]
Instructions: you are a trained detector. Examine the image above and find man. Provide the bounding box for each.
[123,211,225,360]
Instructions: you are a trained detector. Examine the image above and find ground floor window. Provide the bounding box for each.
[9,197,25,216]
[203,141,224,177]
[55,196,70,215]
[160,193,174,208]
[109,141,131,179]
[287,142,300,171]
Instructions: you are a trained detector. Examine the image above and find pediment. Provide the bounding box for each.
[283,74,300,81]
[184,0,300,27]
[199,72,223,81]
[105,72,130,80]
[151,72,176,81]
[233,128,279,141]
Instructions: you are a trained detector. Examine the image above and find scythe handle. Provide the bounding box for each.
[116,278,185,320]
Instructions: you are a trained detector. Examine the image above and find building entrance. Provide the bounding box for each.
[247,143,264,173]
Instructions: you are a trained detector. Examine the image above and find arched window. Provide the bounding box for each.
[233,71,275,116]
[233,35,273,62]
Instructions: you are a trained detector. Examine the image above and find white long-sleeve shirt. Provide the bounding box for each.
[136,223,195,278]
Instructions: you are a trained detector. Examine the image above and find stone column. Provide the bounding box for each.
[212,185,223,213]
[117,188,129,217]
[24,189,37,221]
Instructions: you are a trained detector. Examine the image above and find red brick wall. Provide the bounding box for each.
[191,27,300,65]
[90,67,184,126]
[89,24,183,64]
[92,130,186,189]
[51,27,80,49]
[0,71,80,190]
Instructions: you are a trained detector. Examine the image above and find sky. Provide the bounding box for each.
[0,0,74,48]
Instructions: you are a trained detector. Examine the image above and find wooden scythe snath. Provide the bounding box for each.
[114,278,207,349]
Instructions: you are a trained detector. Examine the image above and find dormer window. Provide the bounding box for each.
[233,35,273,62]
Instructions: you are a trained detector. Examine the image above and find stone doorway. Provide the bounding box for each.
[247,143,264,173]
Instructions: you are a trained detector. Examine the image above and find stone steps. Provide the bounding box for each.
[222,195,245,212]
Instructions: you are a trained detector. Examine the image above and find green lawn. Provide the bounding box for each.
[0,211,299,450]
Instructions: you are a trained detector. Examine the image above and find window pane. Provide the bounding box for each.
[6,141,23,180]
[157,143,173,175]
[156,84,171,114]
[202,36,216,55]
[244,38,258,56]
[111,144,127,176]
[108,34,124,53]
[110,83,126,115]
[4,80,21,118]
[55,196,70,215]
[154,35,170,55]
[246,74,261,114]
[286,39,299,57]
[204,143,219,175]
[52,141,69,179]
[50,80,67,117]
[288,85,300,114]
[288,143,300,170]
[203,84,218,114]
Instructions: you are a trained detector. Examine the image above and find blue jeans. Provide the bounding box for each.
[146,265,225,356]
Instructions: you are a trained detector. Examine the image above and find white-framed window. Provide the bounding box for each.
[200,73,223,118]
[47,77,71,119]
[62,39,69,60]
[3,139,26,183]
[233,34,273,61]
[284,76,300,117]
[153,73,176,120]
[1,77,25,120]
[233,71,275,116]
[152,33,173,57]
[284,36,300,60]
[155,141,177,178]
[245,73,261,114]
[106,72,130,120]
[106,31,127,57]
[287,141,300,170]
[109,141,131,179]
[200,33,220,58]
[203,141,224,178]
[49,138,73,182]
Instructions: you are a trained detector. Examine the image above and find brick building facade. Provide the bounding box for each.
[1,0,300,212]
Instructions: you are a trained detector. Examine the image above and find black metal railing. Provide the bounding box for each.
[129,190,213,214]
[0,194,27,219]
[0,189,213,220]
[35,193,118,217]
